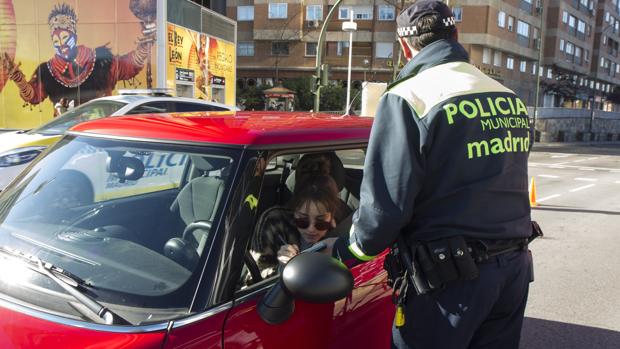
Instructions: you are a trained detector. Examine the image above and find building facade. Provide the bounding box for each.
[229,0,620,110]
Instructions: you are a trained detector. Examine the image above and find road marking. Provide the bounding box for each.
[578,168,595,171]
[538,174,560,178]
[529,163,618,171]
[616,181,620,184]
[572,159,589,163]
[569,184,596,192]
[551,154,571,158]
[537,194,561,202]
[575,177,597,182]
[586,157,599,161]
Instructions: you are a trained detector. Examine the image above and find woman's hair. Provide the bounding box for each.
[288,175,340,216]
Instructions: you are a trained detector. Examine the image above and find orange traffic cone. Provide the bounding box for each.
[529,177,538,207]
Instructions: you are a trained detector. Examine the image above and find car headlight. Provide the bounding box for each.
[0,146,47,167]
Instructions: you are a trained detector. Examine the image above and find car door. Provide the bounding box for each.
[222,149,394,349]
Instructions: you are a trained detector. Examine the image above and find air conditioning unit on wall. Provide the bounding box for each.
[307,20,320,28]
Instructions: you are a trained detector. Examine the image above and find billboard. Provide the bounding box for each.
[166,22,235,105]
[0,0,157,129]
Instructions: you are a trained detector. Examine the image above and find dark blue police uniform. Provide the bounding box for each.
[332,1,534,348]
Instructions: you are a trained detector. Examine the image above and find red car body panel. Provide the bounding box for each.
[70,112,373,146]
[0,305,165,349]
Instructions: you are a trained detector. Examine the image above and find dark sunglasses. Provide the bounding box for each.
[294,218,332,231]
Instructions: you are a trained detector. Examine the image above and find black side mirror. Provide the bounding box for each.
[258,252,353,324]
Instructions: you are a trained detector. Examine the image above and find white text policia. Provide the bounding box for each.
[442,96,530,159]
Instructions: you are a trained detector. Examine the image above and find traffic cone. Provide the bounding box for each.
[529,177,538,207]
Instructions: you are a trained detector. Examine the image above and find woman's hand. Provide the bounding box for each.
[277,244,300,264]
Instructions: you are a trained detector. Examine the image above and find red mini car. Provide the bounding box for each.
[0,111,394,349]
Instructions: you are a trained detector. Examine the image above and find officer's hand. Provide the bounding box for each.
[277,244,300,264]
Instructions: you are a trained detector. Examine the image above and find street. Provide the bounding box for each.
[521,143,620,349]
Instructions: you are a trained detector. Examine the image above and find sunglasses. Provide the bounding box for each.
[294,218,332,231]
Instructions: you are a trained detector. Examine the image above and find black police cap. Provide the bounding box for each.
[396,0,456,38]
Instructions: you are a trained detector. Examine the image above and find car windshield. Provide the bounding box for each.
[31,100,127,136]
[0,135,237,324]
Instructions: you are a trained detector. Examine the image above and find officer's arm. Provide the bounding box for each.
[333,93,425,265]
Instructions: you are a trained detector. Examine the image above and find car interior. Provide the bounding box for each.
[238,149,366,290]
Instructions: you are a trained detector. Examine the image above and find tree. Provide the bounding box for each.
[238,86,267,111]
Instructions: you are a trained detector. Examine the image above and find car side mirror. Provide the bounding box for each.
[106,156,145,182]
[257,252,353,325]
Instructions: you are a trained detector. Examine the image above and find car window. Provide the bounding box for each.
[174,102,230,112]
[0,136,238,324]
[33,100,127,135]
[237,149,364,291]
[126,101,170,114]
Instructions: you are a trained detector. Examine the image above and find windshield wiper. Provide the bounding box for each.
[0,246,129,325]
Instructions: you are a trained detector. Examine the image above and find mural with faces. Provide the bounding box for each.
[0,0,157,128]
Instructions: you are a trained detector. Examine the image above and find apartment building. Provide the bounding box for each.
[229,0,400,89]
[229,0,620,109]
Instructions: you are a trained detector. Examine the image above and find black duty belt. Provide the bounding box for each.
[467,238,528,262]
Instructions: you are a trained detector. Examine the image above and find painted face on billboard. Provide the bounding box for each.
[51,29,77,60]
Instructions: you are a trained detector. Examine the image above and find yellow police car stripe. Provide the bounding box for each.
[388,61,515,119]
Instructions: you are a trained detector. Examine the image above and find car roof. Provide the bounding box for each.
[69,111,373,148]
[96,95,235,110]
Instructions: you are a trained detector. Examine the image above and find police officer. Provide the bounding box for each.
[324,1,535,348]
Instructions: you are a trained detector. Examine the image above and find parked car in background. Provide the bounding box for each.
[0,93,234,190]
[0,111,394,348]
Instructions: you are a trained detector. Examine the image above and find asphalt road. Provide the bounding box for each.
[520,143,620,349]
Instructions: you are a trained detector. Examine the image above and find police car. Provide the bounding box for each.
[0,111,394,348]
[0,91,234,191]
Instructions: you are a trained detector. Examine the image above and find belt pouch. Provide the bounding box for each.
[426,240,459,284]
[415,245,443,289]
[449,236,479,280]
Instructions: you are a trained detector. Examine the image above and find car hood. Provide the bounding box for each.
[0,132,60,154]
[0,300,166,348]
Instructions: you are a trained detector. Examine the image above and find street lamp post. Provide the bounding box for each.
[313,0,344,112]
[343,11,357,115]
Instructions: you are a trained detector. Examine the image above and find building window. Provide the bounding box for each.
[547,68,552,79]
[507,57,514,70]
[562,11,568,24]
[375,42,393,58]
[482,48,491,64]
[539,66,543,77]
[577,20,586,34]
[498,11,506,28]
[568,15,575,28]
[517,20,530,37]
[565,42,574,55]
[378,5,395,21]
[452,7,463,22]
[493,51,502,66]
[520,60,527,72]
[601,57,605,67]
[305,42,317,56]
[340,6,373,20]
[268,3,287,19]
[306,5,323,21]
[337,41,349,56]
[508,16,514,31]
[237,6,254,21]
[560,39,565,51]
[237,42,254,56]
[585,49,590,62]
[532,62,537,75]
[271,41,289,55]
[606,11,610,23]
[603,35,607,45]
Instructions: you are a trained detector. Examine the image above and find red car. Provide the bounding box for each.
[0,111,394,349]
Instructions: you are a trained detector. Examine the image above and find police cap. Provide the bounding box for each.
[396,0,456,38]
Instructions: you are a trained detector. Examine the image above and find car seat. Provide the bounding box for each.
[164,155,229,268]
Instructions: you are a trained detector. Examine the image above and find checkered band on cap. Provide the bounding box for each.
[396,0,456,37]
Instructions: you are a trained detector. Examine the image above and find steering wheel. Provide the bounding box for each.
[182,221,212,248]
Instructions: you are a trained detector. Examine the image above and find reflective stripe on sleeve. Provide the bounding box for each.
[347,241,376,262]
